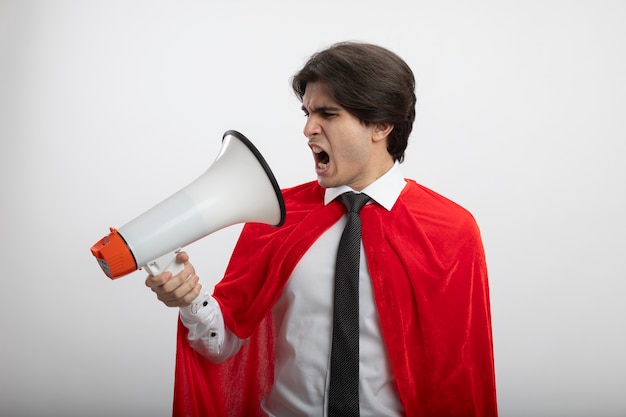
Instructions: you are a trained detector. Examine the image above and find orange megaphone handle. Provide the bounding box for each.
[90,228,137,279]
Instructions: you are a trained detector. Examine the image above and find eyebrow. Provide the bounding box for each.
[301,105,343,114]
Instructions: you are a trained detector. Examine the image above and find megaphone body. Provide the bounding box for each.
[91,130,285,279]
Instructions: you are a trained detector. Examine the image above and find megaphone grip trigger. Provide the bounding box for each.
[144,249,184,277]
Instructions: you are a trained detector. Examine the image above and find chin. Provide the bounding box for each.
[318,179,347,190]
[316,177,334,189]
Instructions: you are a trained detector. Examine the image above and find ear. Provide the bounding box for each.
[372,122,394,143]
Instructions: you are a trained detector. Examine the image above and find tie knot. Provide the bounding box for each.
[339,192,370,214]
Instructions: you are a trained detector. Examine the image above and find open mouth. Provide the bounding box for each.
[312,145,330,169]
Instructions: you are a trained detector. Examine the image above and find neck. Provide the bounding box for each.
[352,158,394,192]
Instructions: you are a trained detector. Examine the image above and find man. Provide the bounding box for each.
[146,42,498,416]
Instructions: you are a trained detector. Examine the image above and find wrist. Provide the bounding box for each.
[180,285,214,321]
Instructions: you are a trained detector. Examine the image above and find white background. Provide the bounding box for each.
[1,1,625,416]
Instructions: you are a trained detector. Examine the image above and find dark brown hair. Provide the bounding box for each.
[292,42,416,162]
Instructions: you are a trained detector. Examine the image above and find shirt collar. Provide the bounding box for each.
[323,162,407,211]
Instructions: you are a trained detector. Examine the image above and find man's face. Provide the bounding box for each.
[301,82,390,191]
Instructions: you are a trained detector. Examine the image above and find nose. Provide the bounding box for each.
[303,115,320,139]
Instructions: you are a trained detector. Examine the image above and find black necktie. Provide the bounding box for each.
[328,191,370,417]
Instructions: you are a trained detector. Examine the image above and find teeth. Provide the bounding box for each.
[311,144,328,169]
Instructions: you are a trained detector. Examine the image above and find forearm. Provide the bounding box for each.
[179,289,245,363]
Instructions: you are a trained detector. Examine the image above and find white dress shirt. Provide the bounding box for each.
[180,163,407,416]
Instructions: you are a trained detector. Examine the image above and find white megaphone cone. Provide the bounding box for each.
[90,130,285,279]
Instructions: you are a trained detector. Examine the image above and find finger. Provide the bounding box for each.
[145,271,172,288]
[160,283,201,308]
[156,262,196,293]
[184,282,203,305]
[176,251,190,264]
[174,282,203,307]
[157,272,199,303]
[159,278,201,307]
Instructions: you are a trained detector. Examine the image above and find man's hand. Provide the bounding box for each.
[145,251,202,307]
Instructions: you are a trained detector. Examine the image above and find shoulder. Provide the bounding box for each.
[279,181,325,215]
[403,179,472,211]
[398,179,480,235]
[281,180,324,202]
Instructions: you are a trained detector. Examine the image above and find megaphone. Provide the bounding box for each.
[90,130,286,279]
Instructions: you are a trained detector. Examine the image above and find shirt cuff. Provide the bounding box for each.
[179,285,216,324]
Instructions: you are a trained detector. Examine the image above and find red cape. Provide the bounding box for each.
[173,180,498,416]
